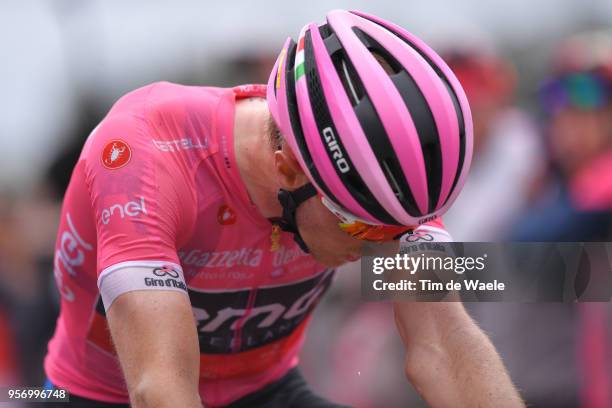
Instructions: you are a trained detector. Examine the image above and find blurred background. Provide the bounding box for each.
[1,0,612,407]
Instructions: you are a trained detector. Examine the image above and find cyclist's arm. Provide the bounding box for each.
[84,109,201,407]
[107,290,202,408]
[393,302,524,407]
[394,222,523,407]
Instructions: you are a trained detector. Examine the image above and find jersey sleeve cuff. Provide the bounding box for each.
[401,224,454,243]
[97,260,187,310]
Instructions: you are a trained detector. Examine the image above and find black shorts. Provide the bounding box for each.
[40,368,352,408]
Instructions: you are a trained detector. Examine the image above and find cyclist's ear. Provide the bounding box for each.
[274,146,309,190]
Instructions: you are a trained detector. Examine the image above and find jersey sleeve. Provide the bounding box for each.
[398,217,455,261]
[83,111,196,310]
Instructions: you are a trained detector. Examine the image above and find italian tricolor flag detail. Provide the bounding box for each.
[294,35,305,81]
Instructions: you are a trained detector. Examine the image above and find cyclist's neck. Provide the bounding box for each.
[233,97,283,219]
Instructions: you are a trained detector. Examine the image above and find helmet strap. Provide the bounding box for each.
[269,183,317,253]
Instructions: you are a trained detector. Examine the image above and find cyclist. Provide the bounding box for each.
[44,9,523,407]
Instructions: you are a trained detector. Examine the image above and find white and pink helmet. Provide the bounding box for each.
[267,9,473,227]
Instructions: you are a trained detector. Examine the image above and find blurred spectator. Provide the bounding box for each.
[0,192,60,387]
[540,29,612,408]
[442,47,542,240]
[498,29,612,408]
[511,29,612,241]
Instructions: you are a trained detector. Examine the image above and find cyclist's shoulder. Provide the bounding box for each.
[104,81,229,123]
[139,81,229,108]
[79,83,222,156]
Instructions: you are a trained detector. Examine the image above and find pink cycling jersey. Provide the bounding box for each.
[44,81,451,407]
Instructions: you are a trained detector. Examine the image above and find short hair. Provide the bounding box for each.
[266,114,284,151]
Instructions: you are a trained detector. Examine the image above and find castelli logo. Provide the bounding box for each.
[217,205,237,225]
[101,140,131,169]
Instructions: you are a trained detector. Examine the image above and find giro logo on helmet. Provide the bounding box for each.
[101,140,131,169]
[322,127,350,173]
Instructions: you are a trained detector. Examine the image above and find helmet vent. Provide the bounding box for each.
[341,59,360,105]
[382,159,404,201]
[352,28,401,75]
[351,26,443,213]
[372,51,398,75]
[331,51,364,106]
[304,28,400,224]
[319,24,333,39]
[353,15,467,206]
